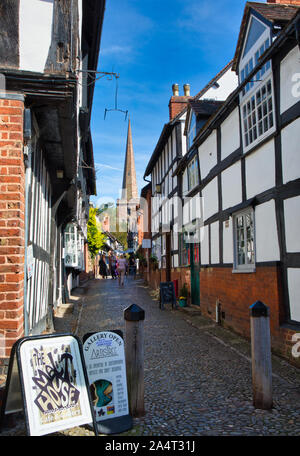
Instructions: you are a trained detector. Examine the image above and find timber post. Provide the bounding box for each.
[250,301,273,410]
[124,304,145,417]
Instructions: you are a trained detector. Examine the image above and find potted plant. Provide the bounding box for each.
[178,283,188,307]
[149,255,158,270]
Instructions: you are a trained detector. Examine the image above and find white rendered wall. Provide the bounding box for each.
[202,177,218,221]
[210,221,219,264]
[201,225,209,265]
[172,129,176,160]
[19,0,54,73]
[182,169,188,197]
[288,268,300,322]
[198,131,217,180]
[221,161,242,210]
[198,68,238,101]
[223,218,234,264]
[245,139,275,199]
[221,107,241,159]
[284,195,300,253]
[280,46,300,114]
[281,118,300,184]
[255,200,280,262]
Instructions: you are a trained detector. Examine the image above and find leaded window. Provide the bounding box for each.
[233,209,255,271]
[64,223,78,267]
[242,78,274,147]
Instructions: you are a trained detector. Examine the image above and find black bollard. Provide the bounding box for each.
[124,304,145,417]
[250,301,273,410]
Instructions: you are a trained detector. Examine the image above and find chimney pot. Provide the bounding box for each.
[183,84,190,97]
[172,83,179,96]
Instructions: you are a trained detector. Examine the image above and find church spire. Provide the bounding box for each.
[121,117,138,200]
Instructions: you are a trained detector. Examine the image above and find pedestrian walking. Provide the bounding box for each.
[99,254,108,279]
[116,254,127,286]
[110,254,117,279]
[129,254,137,280]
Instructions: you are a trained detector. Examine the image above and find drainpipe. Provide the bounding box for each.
[23,128,32,336]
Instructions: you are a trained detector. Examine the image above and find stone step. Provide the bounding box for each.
[177,305,202,316]
[55,303,74,317]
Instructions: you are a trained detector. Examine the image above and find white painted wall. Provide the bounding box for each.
[223,218,234,264]
[245,139,275,199]
[221,161,242,210]
[198,131,217,180]
[202,177,218,221]
[198,68,238,101]
[284,195,300,253]
[173,254,179,268]
[201,225,209,265]
[210,221,219,264]
[280,46,300,114]
[288,268,300,322]
[19,0,54,73]
[255,200,280,262]
[281,118,300,184]
[221,107,241,159]
[182,169,188,197]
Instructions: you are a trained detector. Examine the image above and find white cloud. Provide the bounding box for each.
[95,162,122,172]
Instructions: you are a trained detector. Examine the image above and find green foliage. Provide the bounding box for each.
[87,207,107,259]
[110,229,128,251]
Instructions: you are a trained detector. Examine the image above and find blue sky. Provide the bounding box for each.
[90,0,248,207]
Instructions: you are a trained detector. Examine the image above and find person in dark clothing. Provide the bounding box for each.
[129,255,137,279]
[99,255,108,279]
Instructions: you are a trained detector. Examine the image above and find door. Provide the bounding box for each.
[190,243,200,305]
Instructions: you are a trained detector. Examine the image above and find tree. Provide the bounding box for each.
[87,207,107,259]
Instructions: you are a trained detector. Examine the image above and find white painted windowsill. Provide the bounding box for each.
[232,267,256,274]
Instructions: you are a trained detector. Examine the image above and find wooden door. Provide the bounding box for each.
[190,243,200,306]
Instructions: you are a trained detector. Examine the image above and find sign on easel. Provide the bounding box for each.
[83,330,133,434]
[0,334,98,436]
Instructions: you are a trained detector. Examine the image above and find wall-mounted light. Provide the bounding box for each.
[56,170,64,179]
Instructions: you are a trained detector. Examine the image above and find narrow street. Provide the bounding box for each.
[53,276,300,436]
[1,275,300,436]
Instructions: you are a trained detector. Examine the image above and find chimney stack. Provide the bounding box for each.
[183,84,190,97]
[172,83,179,96]
[169,84,192,121]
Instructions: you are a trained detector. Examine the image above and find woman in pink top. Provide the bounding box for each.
[117,255,127,286]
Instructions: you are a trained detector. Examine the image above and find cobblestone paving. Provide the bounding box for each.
[1,276,300,436]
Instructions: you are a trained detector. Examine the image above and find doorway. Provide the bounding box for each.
[190,243,200,306]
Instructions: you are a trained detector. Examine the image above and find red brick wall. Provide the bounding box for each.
[0,97,25,371]
[199,266,300,367]
[141,263,300,366]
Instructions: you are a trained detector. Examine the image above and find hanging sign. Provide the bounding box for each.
[83,330,132,434]
[142,239,151,249]
[0,334,98,436]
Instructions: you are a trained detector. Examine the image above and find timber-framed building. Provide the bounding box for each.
[0,0,105,372]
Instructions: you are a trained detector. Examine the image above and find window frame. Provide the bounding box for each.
[232,208,256,273]
[187,155,199,192]
[241,76,276,151]
[239,15,272,99]
[187,112,197,151]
